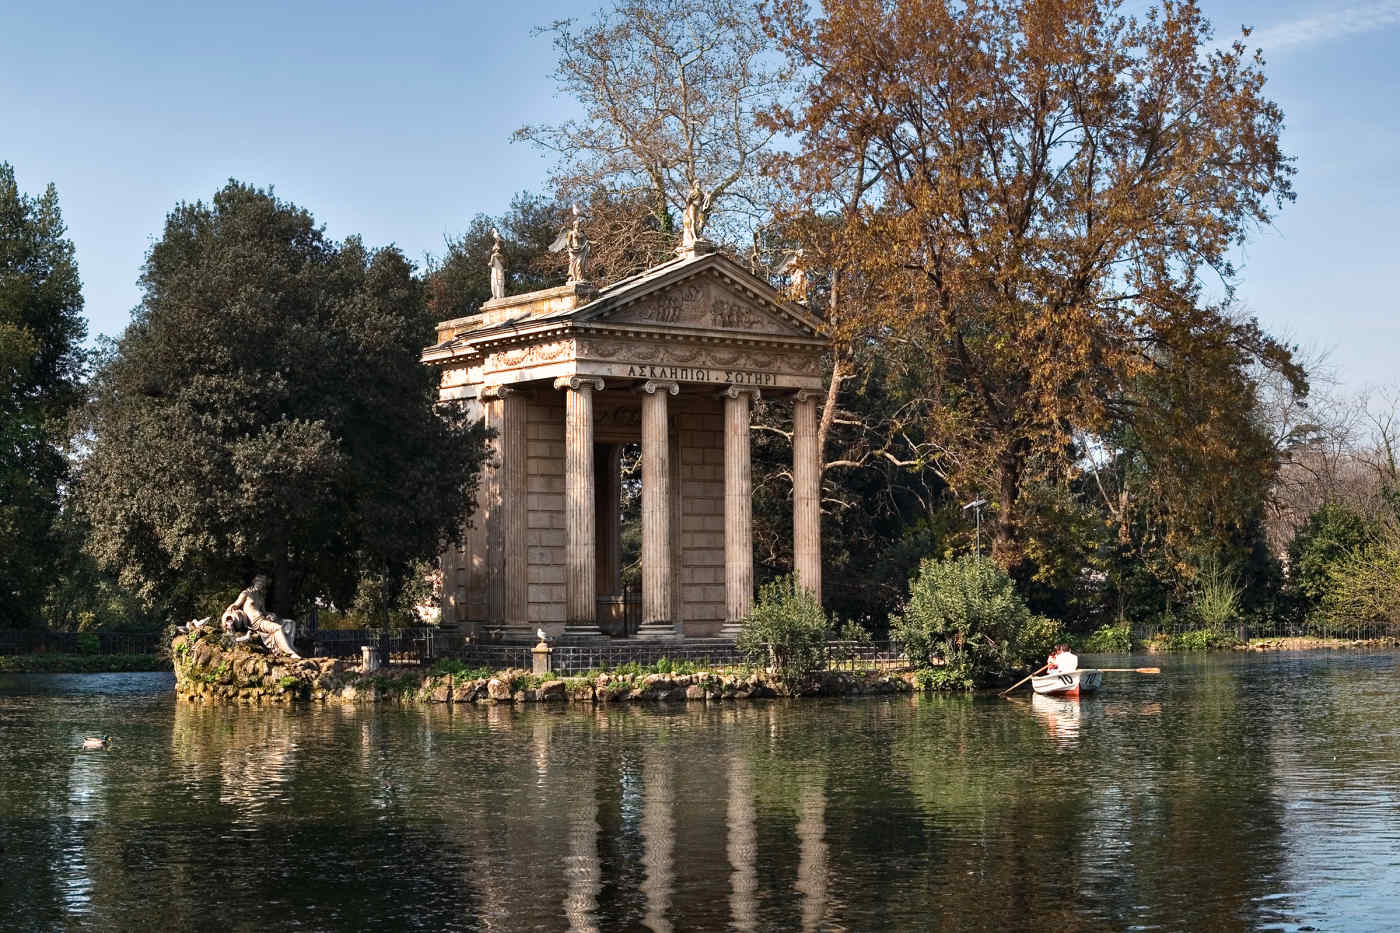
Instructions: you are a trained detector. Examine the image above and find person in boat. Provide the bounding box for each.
[1047,643,1079,674]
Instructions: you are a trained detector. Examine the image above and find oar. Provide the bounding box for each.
[1000,662,1050,696]
[1096,667,1161,674]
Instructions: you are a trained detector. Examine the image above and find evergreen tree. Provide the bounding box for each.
[78,181,487,620]
[0,163,87,627]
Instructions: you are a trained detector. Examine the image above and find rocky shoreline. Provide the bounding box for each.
[170,632,915,705]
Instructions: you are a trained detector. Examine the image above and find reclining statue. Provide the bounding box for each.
[221,575,300,658]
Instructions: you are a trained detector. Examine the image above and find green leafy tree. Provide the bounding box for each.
[1288,504,1377,609]
[736,575,830,682]
[891,554,1060,687]
[0,163,88,627]
[77,181,487,620]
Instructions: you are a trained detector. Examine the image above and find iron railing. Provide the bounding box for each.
[311,627,438,663]
[0,629,165,656]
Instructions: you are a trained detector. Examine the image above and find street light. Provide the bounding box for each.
[962,498,988,559]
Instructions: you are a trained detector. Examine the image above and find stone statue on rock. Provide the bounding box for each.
[221,574,300,658]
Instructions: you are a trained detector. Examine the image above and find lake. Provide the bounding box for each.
[1,651,1397,931]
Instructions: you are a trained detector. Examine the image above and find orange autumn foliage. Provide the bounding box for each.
[764,0,1305,568]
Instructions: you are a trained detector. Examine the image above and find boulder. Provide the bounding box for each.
[487,678,513,701]
[537,680,566,701]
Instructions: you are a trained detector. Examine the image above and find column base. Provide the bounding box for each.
[634,622,681,640]
[495,622,537,643]
[562,624,607,643]
[719,622,744,642]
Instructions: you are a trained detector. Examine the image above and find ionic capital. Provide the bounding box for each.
[718,385,762,401]
[554,375,605,393]
[640,380,680,396]
[793,389,824,405]
[480,384,519,400]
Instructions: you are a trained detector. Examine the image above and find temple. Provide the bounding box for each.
[422,240,828,642]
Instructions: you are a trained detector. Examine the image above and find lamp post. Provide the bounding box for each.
[962,498,987,560]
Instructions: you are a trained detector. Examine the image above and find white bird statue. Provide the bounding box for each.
[537,628,549,643]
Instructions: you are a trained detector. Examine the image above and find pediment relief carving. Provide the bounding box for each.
[598,280,808,337]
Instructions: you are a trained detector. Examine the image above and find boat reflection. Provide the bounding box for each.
[1030,692,1084,747]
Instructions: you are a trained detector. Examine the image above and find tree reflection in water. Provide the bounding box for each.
[5,655,1400,930]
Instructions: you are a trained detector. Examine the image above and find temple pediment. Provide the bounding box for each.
[422,247,829,394]
[582,275,809,338]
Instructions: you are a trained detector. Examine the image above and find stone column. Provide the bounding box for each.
[639,380,679,639]
[721,387,759,639]
[557,376,605,639]
[493,386,531,639]
[481,393,506,630]
[792,390,823,599]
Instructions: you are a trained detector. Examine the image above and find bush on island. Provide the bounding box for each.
[1082,622,1134,653]
[736,575,829,683]
[892,554,1062,689]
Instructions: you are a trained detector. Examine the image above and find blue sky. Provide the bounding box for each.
[2,0,1397,394]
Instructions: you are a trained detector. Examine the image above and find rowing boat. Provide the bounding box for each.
[1031,668,1102,697]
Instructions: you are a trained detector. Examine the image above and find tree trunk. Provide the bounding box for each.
[992,444,1027,573]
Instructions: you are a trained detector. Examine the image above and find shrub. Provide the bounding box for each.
[1191,558,1242,631]
[1082,623,1134,653]
[1015,614,1065,663]
[736,575,830,683]
[1150,628,1240,651]
[1314,530,1400,636]
[891,554,1045,688]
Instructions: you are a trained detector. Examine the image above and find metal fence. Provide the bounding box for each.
[1129,616,1400,644]
[0,629,165,656]
[547,639,747,675]
[311,628,439,664]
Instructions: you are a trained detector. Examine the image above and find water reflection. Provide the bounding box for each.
[3,658,1400,930]
[726,747,758,932]
[1028,693,1083,747]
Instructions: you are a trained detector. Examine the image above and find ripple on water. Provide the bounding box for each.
[1,654,1399,931]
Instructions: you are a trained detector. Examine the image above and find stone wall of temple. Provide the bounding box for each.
[676,404,726,635]
[527,392,568,624]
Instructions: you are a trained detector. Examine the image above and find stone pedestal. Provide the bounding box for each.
[532,641,553,676]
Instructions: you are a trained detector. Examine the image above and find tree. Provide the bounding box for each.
[766,0,1304,571]
[0,163,87,627]
[426,190,674,321]
[515,0,793,248]
[77,182,488,620]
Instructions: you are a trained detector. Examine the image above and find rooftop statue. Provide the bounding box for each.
[221,574,301,657]
[488,227,506,301]
[549,204,590,284]
[778,248,809,304]
[679,179,711,253]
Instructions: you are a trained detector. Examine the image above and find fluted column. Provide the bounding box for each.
[639,380,679,639]
[492,386,530,639]
[792,390,822,599]
[481,392,507,630]
[557,376,605,639]
[721,387,759,639]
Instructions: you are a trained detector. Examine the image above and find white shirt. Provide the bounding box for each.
[1049,650,1079,674]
